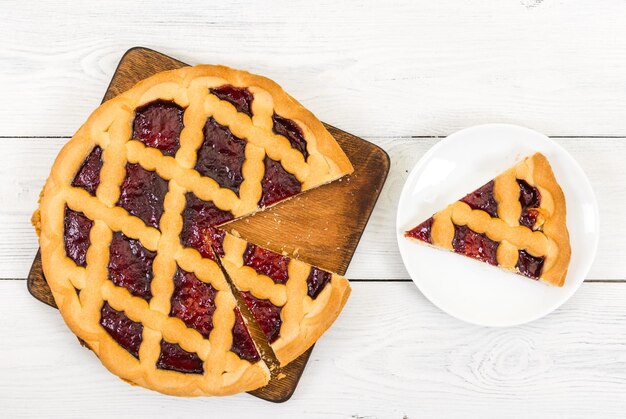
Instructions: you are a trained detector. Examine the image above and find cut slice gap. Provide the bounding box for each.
[210,244,282,379]
[207,171,352,259]
[194,171,351,235]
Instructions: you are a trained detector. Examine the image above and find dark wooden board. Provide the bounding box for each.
[27,47,390,402]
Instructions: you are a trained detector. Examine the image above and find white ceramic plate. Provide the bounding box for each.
[396,124,599,327]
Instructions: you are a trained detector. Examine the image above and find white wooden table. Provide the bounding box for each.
[2,1,626,417]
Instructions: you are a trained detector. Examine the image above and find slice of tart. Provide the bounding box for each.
[405,153,571,287]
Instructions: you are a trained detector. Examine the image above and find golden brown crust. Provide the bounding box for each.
[524,153,571,286]
[185,65,354,180]
[220,233,351,366]
[36,64,353,396]
[406,152,571,287]
[274,276,351,366]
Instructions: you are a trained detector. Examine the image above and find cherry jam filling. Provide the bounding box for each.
[405,216,433,244]
[452,225,499,266]
[156,340,204,374]
[460,180,498,218]
[100,302,143,359]
[64,207,93,267]
[231,308,260,362]
[517,179,541,229]
[258,156,302,208]
[71,146,103,196]
[243,243,290,284]
[132,100,184,157]
[180,193,232,259]
[195,117,246,194]
[241,291,282,343]
[108,232,155,301]
[170,268,217,338]
[518,179,541,208]
[516,250,544,279]
[210,85,254,117]
[272,113,309,160]
[117,163,168,229]
[307,267,332,299]
[519,209,539,230]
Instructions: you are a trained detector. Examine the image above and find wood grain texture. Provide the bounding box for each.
[4,1,626,138]
[25,47,389,402]
[3,280,626,418]
[5,137,625,280]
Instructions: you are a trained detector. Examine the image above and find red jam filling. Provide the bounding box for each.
[180,193,232,259]
[307,267,332,299]
[405,216,433,244]
[117,163,168,229]
[519,209,539,230]
[241,291,282,343]
[108,232,156,301]
[231,308,260,362]
[156,340,204,374]
[452,225,499,266]
[258,156,302,208]
[517,179,541,229]
[195,117,247,194]
[71,146,103,196]
[170,268,217,338]
[64,207,93,267]
[210,85,254,117]
[100,302,143,359]
[460,180,498,218]
[132,100,184,157]
[516,249,544,279]
[272,113,309,160]
[243,243,290,284]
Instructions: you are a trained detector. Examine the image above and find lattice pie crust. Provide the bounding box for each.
[33,65,353,396]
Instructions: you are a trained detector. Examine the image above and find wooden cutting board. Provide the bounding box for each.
[27,47,390,402]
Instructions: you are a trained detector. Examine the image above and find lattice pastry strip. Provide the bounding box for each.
[405,153,571,286]
[219,232,351,366]
[35,64,354,396]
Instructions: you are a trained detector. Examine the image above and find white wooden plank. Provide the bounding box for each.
[3,1,626,137]
[1,280,625,418]
[2,136,624,280]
